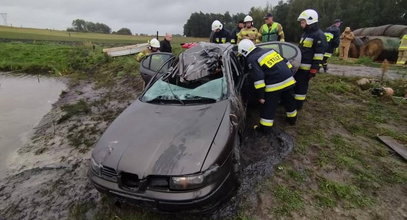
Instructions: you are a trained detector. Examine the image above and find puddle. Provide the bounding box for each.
[0,73,66,178]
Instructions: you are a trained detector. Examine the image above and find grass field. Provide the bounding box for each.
[0,26,206,76]
[0,25,206,45]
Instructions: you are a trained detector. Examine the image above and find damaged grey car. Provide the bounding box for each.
[88,42,301,212]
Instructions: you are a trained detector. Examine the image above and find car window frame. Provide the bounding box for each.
[256,42,299,61]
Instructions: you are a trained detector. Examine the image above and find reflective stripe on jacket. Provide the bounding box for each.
[211,29,231,44]
[247,47,295,94]
[298,23,327,71]
[260,22,284,42]
[237,27,261,44]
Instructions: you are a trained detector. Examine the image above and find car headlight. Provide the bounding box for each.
[169,165,219,190]
[90,157,102,176]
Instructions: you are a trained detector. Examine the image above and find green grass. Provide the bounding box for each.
[0,25,206,45]
[260,74,407,218]
[270,185,304,216]
[0,25,206,77]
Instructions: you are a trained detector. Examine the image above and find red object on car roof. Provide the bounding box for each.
[181,43,198,49]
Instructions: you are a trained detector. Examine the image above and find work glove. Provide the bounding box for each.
[309,69,318,79]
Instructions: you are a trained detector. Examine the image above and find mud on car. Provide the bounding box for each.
[88,42,301,212]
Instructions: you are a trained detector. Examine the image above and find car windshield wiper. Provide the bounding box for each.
[184,96,218,103]
[146,96,183,104]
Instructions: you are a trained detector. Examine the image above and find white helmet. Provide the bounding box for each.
[149,38,160,48]
[238,39,256,57]
[244,15,253,23]
[211,20,223,31]
[297,9,319,25]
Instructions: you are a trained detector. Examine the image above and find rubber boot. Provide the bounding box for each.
[322,64,328,73]
[253,124,272,134]
[286,116,297,125]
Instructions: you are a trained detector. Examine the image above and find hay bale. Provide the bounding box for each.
[354,25,407,38]
[384,25,407,38]
[359,36,400,61]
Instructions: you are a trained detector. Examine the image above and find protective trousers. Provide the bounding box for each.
[259,86,297,131]
[322,47,334,71]
[294,69,310,109]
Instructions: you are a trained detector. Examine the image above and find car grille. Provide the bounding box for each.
[101,166,118,180]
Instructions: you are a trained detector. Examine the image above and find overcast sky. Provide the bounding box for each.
[1,0,280,35]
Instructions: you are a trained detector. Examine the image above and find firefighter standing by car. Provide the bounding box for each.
[295,9,327,109]
[237,15,261,44]
[135,38,160,62]
[260,13,285,42]
[238,39,298,132]
[210,20,231,44]
[322,19,342,72]
[230,20,244,44]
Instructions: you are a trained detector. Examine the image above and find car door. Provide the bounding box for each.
[256,42,302,73]
[139,52,174,83]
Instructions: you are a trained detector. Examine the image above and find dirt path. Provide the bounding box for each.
[326,64,406,80]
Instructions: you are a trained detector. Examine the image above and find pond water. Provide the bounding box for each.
[0,73,66,178]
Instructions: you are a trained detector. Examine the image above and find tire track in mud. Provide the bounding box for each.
[211,121,295,219]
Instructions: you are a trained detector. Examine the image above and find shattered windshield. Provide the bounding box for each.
[142,76,227,104]
[142,43,229,104]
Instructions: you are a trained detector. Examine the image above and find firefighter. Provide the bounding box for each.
[237,15,261,44]
[295,9,327,109]
[322,19,342,72]
[260,13,285,42]
[210,20,231,44]
[230,20,244,44]
[238,39,298,133]
[135,38,160,62]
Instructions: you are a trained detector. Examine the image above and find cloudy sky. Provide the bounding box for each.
[2,0,280,35]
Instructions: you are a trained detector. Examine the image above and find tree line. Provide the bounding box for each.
[184,0,407,41]
[67,19,133,35]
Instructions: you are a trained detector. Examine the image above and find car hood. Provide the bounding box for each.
[92,100,228,178]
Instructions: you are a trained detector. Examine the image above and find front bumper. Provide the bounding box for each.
[88,158,237,213]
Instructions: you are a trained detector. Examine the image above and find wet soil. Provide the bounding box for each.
[0,73,294,220]
[0,76,143,220]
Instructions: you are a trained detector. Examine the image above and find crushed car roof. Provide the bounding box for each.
[171,43,234,82]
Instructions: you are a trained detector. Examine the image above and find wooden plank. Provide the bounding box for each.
[103,43,148,57]
[377,136,407,160]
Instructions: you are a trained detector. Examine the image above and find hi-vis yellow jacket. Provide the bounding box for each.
[237,27,261,44]
[259,22,285,42]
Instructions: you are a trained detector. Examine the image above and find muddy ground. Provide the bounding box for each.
[0,72,297,220]
[0,64,406,220]
[0,75,144,219]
